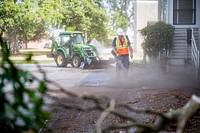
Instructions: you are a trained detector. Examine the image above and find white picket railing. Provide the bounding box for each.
[191,28,199,79]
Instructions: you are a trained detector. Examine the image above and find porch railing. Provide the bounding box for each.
[191,28,199,79]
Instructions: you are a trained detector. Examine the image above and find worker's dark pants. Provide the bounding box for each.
[116,54,129,71]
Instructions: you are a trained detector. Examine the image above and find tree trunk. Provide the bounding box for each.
[8,33,18,54]
[84,32,87,43]
[24,39,28,49]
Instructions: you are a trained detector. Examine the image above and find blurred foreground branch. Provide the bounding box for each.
[0,32,50,133]
[47,83,200,133]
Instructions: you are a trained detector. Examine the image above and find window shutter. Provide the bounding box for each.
[173,0,196,25]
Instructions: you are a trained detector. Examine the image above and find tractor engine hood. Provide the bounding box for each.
[74,43,96,49]
[74,43,99,60]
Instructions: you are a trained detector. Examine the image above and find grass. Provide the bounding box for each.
[11,59,54,64]
[0,49,54,64]
[18,49,51,56]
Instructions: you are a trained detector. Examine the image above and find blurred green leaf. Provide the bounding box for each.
[0,35,50,132]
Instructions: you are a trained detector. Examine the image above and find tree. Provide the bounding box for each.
[0,0,111,49]
[60,0,109,43]
[0,0,63,53]
[105,0,134,32]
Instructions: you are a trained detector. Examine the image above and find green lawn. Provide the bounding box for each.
[1,49,54,64]
[19,49,51,56]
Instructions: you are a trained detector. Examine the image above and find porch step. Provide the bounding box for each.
[169,58,185,65]
[169,27,199,65]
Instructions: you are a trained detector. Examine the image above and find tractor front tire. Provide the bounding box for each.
[55,52,67,67]
[72,56,81,68]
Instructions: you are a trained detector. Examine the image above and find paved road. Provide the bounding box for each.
[17,63,114,87]
[17,62,200,90]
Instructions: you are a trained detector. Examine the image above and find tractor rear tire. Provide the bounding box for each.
[55,52,67,67]
[72,56,81,68]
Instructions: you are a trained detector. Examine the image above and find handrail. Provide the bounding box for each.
[191,28,199,79]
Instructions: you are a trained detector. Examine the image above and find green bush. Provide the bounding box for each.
[140,21,174,59]
[0,35,50,132]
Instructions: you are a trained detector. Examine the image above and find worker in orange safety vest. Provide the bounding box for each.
[112,28,133,79]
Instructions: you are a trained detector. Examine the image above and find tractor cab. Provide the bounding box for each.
[59,31,84,47]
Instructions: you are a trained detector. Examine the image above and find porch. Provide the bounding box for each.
[168,27,200,79]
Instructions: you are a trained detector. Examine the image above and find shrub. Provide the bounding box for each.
[0,34,50,133]
[140,21,174,60]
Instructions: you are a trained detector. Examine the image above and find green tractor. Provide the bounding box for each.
[49,31,111,69]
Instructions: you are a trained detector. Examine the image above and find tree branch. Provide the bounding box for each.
[46,82,200,133]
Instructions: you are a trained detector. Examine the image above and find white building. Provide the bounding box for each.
[134,0,159,52]
[134,0,200,66]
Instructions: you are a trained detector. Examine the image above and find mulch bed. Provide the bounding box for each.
[43,86,200,133]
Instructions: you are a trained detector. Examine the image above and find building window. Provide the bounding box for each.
[173,0,196,25]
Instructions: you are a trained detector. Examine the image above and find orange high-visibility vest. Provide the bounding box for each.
[115,36,129,55]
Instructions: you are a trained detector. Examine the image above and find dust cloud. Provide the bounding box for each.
[110,62,200,89]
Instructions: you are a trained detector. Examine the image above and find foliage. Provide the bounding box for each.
[140,21,174,59]
[0,0,111,49]
[0,35,50,132]
[105,0,134,32]
[0,0,134,50]
[61,0,109,43]
[0,0,63,52]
